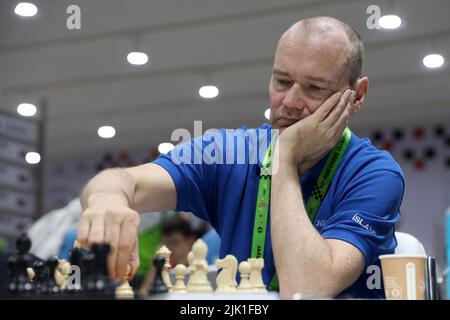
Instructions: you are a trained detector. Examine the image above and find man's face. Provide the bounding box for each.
[162,232,194,266]
[269,32,352,131]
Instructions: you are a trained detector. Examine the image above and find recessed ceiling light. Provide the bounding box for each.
[199,85,219,99]
[14,2,38,17]
[25,152,40,164]
[158,142,175,154]
[127,51,149,65]
[97,126,116,139]
[379,15,402,30]
[264,108,271,120]
[423,54,445,69]
[17,103,37,117]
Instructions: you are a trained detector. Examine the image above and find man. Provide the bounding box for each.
[78,17,404,299]
[161,216,197,267]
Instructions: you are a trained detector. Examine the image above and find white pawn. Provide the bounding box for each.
[115,265,134,299]
[237,261,253,293]
[156,245,173,290]
[172,264,188,294]
[248,258,267,293]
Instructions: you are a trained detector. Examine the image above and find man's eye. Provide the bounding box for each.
[310,84,324,91]
[277,79,292,86]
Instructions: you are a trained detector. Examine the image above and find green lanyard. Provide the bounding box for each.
[251,127,352,290]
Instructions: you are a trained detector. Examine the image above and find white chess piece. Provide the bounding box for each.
[215,255,238,294]
[156,245,173,290]
[55,259,71,290]
[248,258,268,293]
[237,261,253,293]
[186,251,195,287]
[187,239,213,293]
[73,240,81,249]
[26,268,35,282]
[115,265,134,299]
[172,264,188,294]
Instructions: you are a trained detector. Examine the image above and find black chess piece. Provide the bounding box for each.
[32,260,48,295]
[67,245,84,293]
[46,256,60,294]
[6,254,18,293]
[14,233,34,295]
[92,244,114,296]
[149,255,168,295]
[83,251,97,293]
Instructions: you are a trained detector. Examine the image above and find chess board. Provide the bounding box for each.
[2,234,279,300]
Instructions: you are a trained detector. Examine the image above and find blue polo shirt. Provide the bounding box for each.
[153,124,405,299]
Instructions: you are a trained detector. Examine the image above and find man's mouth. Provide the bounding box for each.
[277,117,299,127]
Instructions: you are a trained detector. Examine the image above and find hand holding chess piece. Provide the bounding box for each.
[115,264,134,299]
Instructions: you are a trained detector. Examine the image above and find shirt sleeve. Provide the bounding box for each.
[320,169,405,267]
[151,131,221,223]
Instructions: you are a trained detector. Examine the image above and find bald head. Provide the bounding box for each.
[278,17,364,86]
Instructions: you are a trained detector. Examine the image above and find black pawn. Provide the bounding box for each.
[46,256,60,294]
[149,255,168,295]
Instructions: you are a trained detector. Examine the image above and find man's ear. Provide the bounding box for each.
[354,77,369,108]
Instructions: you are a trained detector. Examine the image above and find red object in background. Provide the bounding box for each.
[150,148,159,160]
[414,159,425,171]
[119,150,136,167]
[413,127,425,140]
[383,140,394,152]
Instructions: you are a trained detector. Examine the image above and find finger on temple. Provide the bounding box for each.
[322,89,351,127]
[315,92,343,121]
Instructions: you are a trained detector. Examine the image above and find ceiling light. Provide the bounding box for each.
[17,103,37,117]
[98,126,116,139]
[423,54,445,69]
[14,2,38,17]
[264,108,271,120]
[379,15,402,30]
[127,51,149,65]
[199,85,219,99]
[25,152,40,164]
[158,143,175,154]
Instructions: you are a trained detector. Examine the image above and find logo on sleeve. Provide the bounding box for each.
[352,214,377,235]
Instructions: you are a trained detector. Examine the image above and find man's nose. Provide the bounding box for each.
[282,84,306,111]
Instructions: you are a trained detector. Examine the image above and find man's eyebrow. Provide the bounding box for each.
[272,69,290,77]
[305,76,335,86]
[273,69,336,86]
